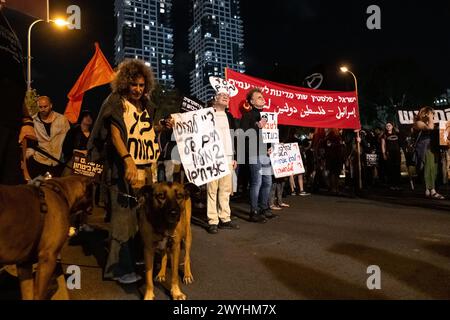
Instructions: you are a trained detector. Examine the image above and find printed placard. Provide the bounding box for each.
[172,107,230,186]
[181,95,204,113]
[261,112,279,143]
[270,143,305,178]
[72,155,103,180]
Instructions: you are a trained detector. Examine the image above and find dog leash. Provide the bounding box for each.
[30,145,138,202]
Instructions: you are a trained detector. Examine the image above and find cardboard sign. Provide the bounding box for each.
[72,154,103,180]
[172,107,230,186]
[260,112,279,143]
[270,143,305,178]
[439,121,450,146]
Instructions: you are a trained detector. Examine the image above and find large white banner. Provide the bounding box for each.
[172,107,230,186]
[260,112,279,144]
[270,143,305,178]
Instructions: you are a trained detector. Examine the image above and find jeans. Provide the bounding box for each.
[249,157,272,213]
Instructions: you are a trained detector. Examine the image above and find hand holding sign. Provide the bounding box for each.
[257,117,268,128]
[172,107,230,186]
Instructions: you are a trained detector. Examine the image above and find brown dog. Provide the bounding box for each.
[138,182,193,300]
[0,175,92,300]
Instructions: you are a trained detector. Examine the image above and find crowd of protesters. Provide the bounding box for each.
[6,57,450,285]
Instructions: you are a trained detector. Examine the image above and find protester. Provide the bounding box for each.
[27,96,70,178]
[413,107,444,199]
[62,110,93,163]
[240,88,274,222]
[288,128,311,196]
[205,92,239,234]
[88,59,160,284]
[381,122,403,191]
[62,110,95,233]
[324,128,345,195]
[311,128,327,192]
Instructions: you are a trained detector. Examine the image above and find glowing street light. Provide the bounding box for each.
[27,18,69,91]
[340,66,362,190]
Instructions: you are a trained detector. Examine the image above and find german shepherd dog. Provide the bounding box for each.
[0,175,92,299]
[138,182,193,300]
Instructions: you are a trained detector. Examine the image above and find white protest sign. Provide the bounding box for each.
[260,112,279,143]
[172,107,230,186]
[270,143,305,178]
[209,76,239,97]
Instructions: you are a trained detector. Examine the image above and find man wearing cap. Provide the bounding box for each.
[205,89,239,234]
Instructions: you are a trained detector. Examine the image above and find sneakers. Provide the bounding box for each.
[113,272,142,284]
[269,205,282,210]
[219,220,240,230]
[207,224,219,234]
[279,203,290,208]
[298,191,311,196]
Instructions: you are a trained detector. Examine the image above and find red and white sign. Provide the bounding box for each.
[226,68,361,129]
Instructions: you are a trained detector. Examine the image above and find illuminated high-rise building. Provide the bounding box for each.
[114,0,174,88]
[189,0,245,101]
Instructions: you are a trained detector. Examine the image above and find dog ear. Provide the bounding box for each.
[136,185,153,208]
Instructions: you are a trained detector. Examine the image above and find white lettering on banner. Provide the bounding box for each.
[270,143,305,178]
[172,108,230,186]
[123,101,159,165]
[72,156,103,178]
[397,109,450,125]
[260,112,279,144]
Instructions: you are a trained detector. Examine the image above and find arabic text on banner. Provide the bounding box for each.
[261,112,279,143]
[270,143,305,178]
[225,68,360,129]
[172,107,230,186]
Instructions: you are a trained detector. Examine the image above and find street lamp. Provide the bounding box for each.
[27,18,69,91]
[340,66,363,190]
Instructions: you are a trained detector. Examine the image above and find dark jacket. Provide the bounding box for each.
[87,93,155,207]
[239,107,266,161]
[62,125,89,162]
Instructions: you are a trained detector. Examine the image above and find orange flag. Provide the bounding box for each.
[2,0,48,20]
[64,42,115,123]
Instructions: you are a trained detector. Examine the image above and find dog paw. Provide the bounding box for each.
[183,275,194,284]
[155,275,166,283]
[172,291,186,300]
[144,292,155,300]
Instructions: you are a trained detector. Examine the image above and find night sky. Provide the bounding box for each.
[4,0,450,116]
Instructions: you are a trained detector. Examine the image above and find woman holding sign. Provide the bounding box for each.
[88,59,160,284]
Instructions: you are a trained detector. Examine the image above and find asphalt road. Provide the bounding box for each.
[2,192,450,300]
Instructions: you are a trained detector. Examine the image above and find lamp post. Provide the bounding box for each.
[27,18,68,91]
[340,66,363,190]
